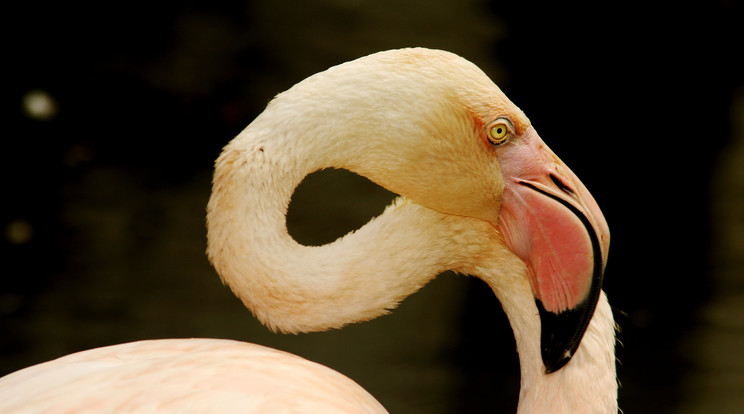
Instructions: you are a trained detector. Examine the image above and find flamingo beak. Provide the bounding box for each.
[496,127,610,373]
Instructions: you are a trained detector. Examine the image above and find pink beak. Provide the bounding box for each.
[497,127,610,373]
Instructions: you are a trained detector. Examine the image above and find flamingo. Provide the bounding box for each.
[0,48,616,413]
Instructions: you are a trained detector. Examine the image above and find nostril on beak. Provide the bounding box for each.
[549,174,575,196]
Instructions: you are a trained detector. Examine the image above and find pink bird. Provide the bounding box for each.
[0,48,616,413]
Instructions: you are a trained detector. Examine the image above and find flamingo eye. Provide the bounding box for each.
[487,121,510,145]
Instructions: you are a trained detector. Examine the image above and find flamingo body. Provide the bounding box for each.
[0,339,386,414]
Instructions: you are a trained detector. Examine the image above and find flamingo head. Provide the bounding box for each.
[340,49,610,373]
[430,106,610,374]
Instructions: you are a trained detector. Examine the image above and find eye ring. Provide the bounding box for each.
[487,120,511,146]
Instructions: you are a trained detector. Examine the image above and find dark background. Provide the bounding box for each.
[3,1,742,412]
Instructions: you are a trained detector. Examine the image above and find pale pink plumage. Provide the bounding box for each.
[0,339,385,414]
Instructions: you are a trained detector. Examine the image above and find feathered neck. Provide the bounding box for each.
[206,48,501,333]
[206,111,493,333]
[470,256,618,413]
[206,48,618,412]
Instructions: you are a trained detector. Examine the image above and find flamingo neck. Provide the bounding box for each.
[205,51,501,334]
[480,260,618,413]
[206,114,482,333]
[207,122,618,410]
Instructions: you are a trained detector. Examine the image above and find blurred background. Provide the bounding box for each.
[2,1,742,412]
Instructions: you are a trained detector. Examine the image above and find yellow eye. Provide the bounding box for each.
[488,122,509,145]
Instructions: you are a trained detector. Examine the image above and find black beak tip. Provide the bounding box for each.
[543,347,573,374]
[537,297,597,374]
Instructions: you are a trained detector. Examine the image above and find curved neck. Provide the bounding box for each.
[206,117,480,333]
[207,124,618,411]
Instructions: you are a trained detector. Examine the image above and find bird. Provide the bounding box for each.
[0,48,616,413]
